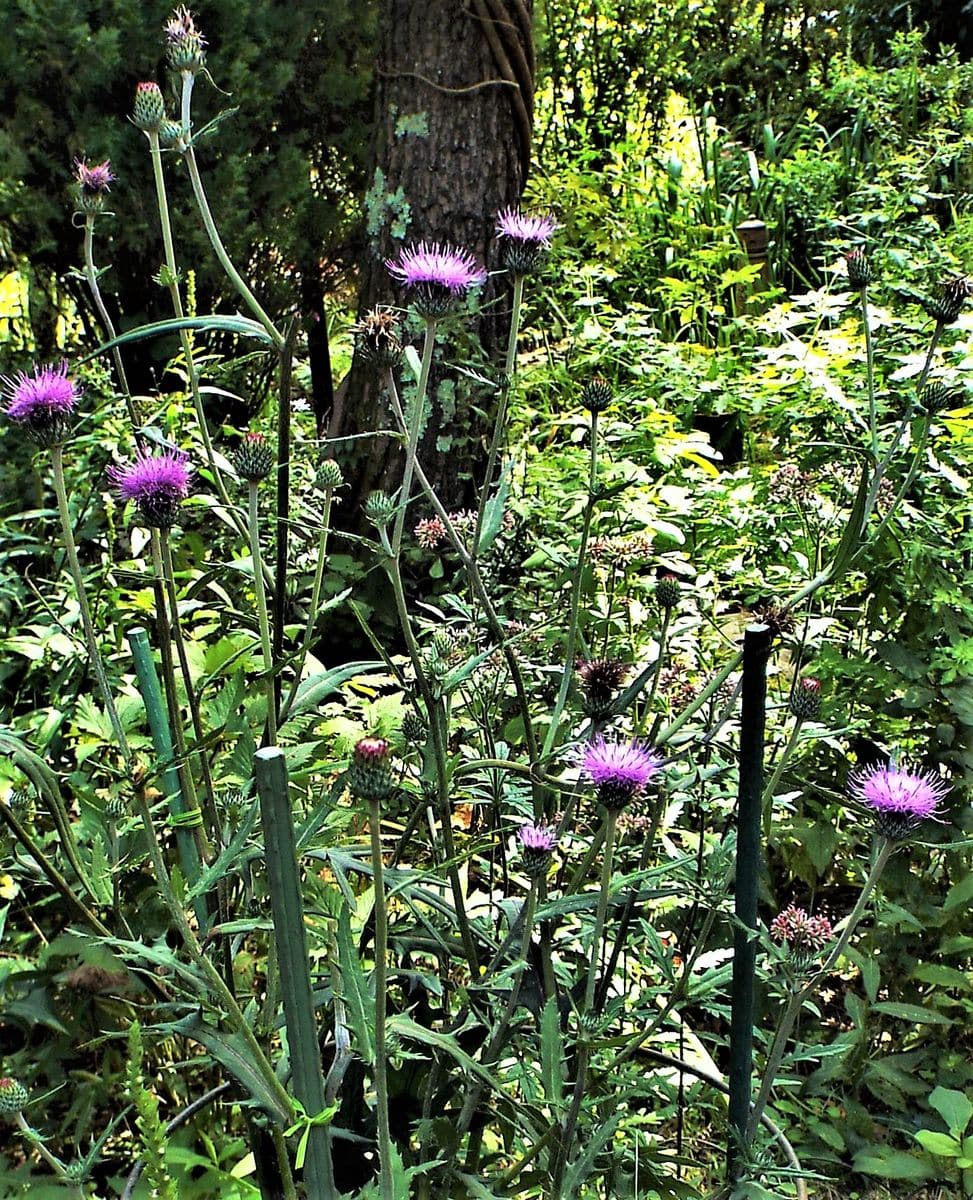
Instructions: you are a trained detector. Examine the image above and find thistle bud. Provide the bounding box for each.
[317,459,343,490]
[581,377,613,414]
[158,119,185,149]
[132,82,166,132]
[7,787,33,817]
[105,795,127,821]
[432,630,453,658]
[655,575,680,609]
[364,491,396,529]
[233,432,274,483]
[923,275,973,326]
[349,737,394,803]
[0,1077,28,1115]
[401,711,426,744]
[845,248,872,288]
[919,381,955,412]
[789,677,821,720]
[517,823,557,878]
[73,157,116,216]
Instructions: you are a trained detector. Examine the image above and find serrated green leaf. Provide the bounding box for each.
[540,996,563,1108]
[289,661,383,715]
[944,871,973,913]
[872,1001,952,1025]
[336,905,375,1065]
[387,1015,502,1094]
[80,314,274,361]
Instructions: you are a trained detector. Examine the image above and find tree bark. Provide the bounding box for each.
[330,0,535,524]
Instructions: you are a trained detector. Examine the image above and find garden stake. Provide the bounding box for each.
[727,622,772,1181]
[254,747,336,1199]
[127,625,205,913]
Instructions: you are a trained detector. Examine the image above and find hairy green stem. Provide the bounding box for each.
[248,481,278,744]
[860,285,877,460]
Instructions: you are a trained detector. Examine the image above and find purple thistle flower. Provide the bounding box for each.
[165,6,206,72]
[108,448,193,529]
[496,208,559,276]
[581,736,663,810]
[849,760,949,840]
[518,822,557,877]
[73,157,115,195]
[2,362,79,447]
[385,241,487,319]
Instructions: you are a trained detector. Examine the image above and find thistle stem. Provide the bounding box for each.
[279,485,334,725]
[82,216,136,428]
[248,481,278,744]
[541,411,600,765]
[760,717,805,841]
[391,320,437,555]
[369,795,394,1200]
[745,836,894,1143]
[472,272,524,558]
[860,285,877,460]
[180,74,284,348]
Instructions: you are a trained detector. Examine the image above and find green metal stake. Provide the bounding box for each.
[254,747,336,1198]
[127,626,204,903]
[727,623,772,1183]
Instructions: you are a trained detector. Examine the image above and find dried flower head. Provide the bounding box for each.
[108,447,193,529]
[495,207,559,274]
[770,905,833,970]
[415,515,448,549]
[386,241,487,319]
[849,760,949,840]
[3,362,79,447]
[517,822,558,877]
[751,602,796,638]
[581,736,663,810]
[132,81,166,132]
[165,5,207,72]
[353,306,403,370]
[577,658,629,719]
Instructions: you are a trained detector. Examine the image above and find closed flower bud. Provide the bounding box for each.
[158,119,185,149]
[923,276,973,326]
[770,905,833,972]
[105,795,127,821]
[789,677,821,720]
[655,575,680,609]
[132,82,166,132]
[581,377,613,414]
[577,657,629,719]
[234,432,274,482]
[349,737,394,803]
[919,381,955,412]
[317,459,343,491]
[845,248,872,288]
[7,787,33,816]
[401,711,426,743]
[0,1077,28,1115]
[364,490,396,529]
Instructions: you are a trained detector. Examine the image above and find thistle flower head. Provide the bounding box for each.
[165,6,207,72]
[233,431,274,483]
[107,447,193,529]
[73,157,115,216]
[845,247,872,288]
[517,822,558,877]
[2,362,79,447]
[849,760,949,840]
[580,377,613,414]
[923,275,973,326]
[386,241,487,319]
[655,574,681,609]
[496,208,559,274]
[789,676,822,720]
[415,515,448,549]
[0,1077,28,1115]
[581,736,663,810]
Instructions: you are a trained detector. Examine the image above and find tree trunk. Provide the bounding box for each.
[330,0,535,525]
